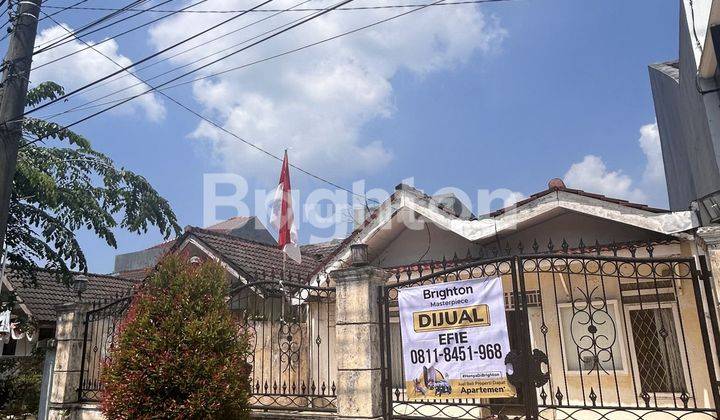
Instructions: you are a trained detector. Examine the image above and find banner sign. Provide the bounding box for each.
[398,277,516,399]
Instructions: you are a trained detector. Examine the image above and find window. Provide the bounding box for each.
[628,307,686,393]
[558,301,625,372]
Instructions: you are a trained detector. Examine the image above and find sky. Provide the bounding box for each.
[19,0,680,273]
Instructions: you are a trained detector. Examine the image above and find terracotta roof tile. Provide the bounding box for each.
[186,228,322,282]
[487,186,669,217]
[4,269,136,323]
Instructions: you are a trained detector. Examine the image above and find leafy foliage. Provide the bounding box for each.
[0,347,44,417]
[5,82,180,285]
[101,255,252,419]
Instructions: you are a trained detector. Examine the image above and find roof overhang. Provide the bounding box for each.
[0,275,35,320]
[317,187,698,284]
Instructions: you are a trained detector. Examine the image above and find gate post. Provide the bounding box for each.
[331,259,387,420]
[697,226,720,300]
[48,301,89,417]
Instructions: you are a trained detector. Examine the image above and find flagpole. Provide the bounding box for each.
[281,249,287,322]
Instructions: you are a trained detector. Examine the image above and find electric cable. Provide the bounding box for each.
[32,0,208,71]
[16,0,276,120]
[33,1,379,204]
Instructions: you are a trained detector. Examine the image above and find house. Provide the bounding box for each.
[221,178,720,417]
[93,177,709,417]
[649,0,720,223]
[0,216,319,360]
[47,177,720,419]
[0,269,135,357]
[112,216,283,281]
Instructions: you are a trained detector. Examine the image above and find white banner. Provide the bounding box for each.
[0,311,10,334]
[398,277,516,399]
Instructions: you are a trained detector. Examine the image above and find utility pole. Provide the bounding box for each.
[0,0,42,254]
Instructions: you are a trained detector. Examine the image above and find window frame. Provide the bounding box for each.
[623,302,691,399]
[556,299,630,375]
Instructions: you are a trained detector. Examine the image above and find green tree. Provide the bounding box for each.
[5,81,180,286]
[0,348,44,417]
[101,255,252,419]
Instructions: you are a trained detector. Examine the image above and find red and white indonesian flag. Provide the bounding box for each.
[270,151,301,264]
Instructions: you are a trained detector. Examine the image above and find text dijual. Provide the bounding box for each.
[430,298,469,307]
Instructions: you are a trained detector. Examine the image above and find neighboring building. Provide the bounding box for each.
[165,226,329,284]
[113,216,279,280]
[650,0,720,223]
[0,215,337,359]
[0,269,135,357]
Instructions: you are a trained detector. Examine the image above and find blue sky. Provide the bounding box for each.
[22,0,679,273]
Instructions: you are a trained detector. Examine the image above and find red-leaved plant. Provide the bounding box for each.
[101,255,251,419]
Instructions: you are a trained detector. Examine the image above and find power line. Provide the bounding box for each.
[32,0,355,127]
[64,0,314,96]
[38,0,90,22]
[41,0,509,13]
[36,0,175,53]
[35,0,514,119]
[33,0,151,53]
[41,0,484,121]
[42,3,318,116]
[32,0,209,71]
[31,0,378,204]
[18,0,277,120]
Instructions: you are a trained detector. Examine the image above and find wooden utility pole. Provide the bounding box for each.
[0,0,42,254]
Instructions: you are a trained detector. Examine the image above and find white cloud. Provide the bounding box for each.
[563,122,667,207]
[148,0,506,179]
[30,25,166,121]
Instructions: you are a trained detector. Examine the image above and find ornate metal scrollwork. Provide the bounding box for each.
[569,286,618,375]
[278,318,302,373]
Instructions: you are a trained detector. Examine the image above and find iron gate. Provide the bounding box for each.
[229,277,338,412]
[379,254,720,419]
[78,295,133,401]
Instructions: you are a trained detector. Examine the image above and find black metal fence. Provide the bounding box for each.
[77,275,338,413]
[228,276,338,412]
[379,251,720,419]
[78,295,132,401]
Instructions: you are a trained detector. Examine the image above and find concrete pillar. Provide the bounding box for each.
[331,265,388,420]
[48,302,88,413]
[697,226,720,293]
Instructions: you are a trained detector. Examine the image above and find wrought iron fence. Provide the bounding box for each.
[228,275,337,412]
[523,254,720,420]
[381,257,528,419]
[379,246,720,420]
[78,295,132,401]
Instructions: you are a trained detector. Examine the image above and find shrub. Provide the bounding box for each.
[101,255,251,419]
[0,348,44,418]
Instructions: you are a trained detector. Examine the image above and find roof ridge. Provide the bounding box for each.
[189,226,320,254]
[4,265,133,282]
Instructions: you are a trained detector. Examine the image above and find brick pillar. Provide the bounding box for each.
[49,302,88,412]
[332,265,387,420]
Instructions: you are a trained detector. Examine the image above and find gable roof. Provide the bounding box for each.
[300,240,343,261]
[177,227,321,282]
[488,181,670,217]
[310,180,697,282]
[204,216,277,246]
[3,269,135,323]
